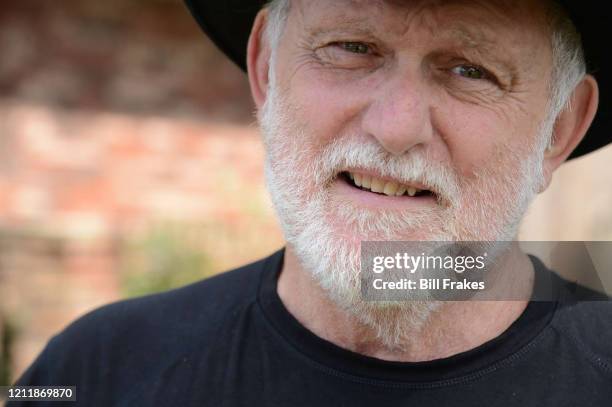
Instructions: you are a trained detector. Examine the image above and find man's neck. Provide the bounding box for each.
[277,245,535,362]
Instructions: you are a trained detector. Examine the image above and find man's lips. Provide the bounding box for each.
[331,170,438,210]
[340,170,436,198]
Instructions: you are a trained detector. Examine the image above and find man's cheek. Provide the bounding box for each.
[435,114,510,177]
[289,77,370,137]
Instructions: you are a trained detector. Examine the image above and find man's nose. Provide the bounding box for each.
[361,72,434,156]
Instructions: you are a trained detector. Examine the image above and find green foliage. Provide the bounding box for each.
[120,224,216,298]
[0,316,17,386]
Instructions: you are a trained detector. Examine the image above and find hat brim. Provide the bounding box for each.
[184,0,611,160]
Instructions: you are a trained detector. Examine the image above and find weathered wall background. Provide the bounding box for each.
[0,0,255,120]
[0,0,610,384]
[0,0,283,382]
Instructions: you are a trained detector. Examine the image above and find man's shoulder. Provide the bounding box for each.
[15,250,281,387]
[538,259,612,361]
[60,251,275,345]
[551,298,612,373]
[553,298,612,330]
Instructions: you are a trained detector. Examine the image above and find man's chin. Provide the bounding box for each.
[294,240,443,349]
[324,207,448,243]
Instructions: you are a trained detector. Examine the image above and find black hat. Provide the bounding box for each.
[184,0,611,160]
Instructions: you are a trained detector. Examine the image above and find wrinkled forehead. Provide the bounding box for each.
[290,0,552,45]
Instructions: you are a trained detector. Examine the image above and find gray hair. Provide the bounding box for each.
[265,0,291,53]
[544,3,587,148]
[263,0,587,148]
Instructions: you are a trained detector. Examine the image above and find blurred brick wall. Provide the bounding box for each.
[0,103,272,231]
[0,104,284,379]
[0,0,254,121]
[0,0,283,382]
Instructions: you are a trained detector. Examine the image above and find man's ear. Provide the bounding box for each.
[247,9,272,111]
[540,74,599,191]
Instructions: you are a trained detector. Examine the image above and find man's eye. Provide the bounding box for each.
[336,42,371,54]
[451,65,489,80]
[314,41,382,70]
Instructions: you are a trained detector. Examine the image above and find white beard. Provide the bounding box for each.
[258,77,549,351]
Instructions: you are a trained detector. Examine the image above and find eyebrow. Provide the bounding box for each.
[305,17,509,57]
[445,24,502,52]
[305,9,502,45]
[440,24,519,77]
[305,16,378,40]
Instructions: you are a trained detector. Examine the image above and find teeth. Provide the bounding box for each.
[370,178,384,193]
[347,172,425,197]
[361,175,371,189]
[383,182,398,196]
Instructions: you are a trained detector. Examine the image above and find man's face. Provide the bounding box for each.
[258,0,556,343]
[264,0,554,236]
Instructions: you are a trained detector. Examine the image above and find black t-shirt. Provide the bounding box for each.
[10,248,612,406]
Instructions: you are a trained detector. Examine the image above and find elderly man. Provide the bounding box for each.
[9,0,612,406]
